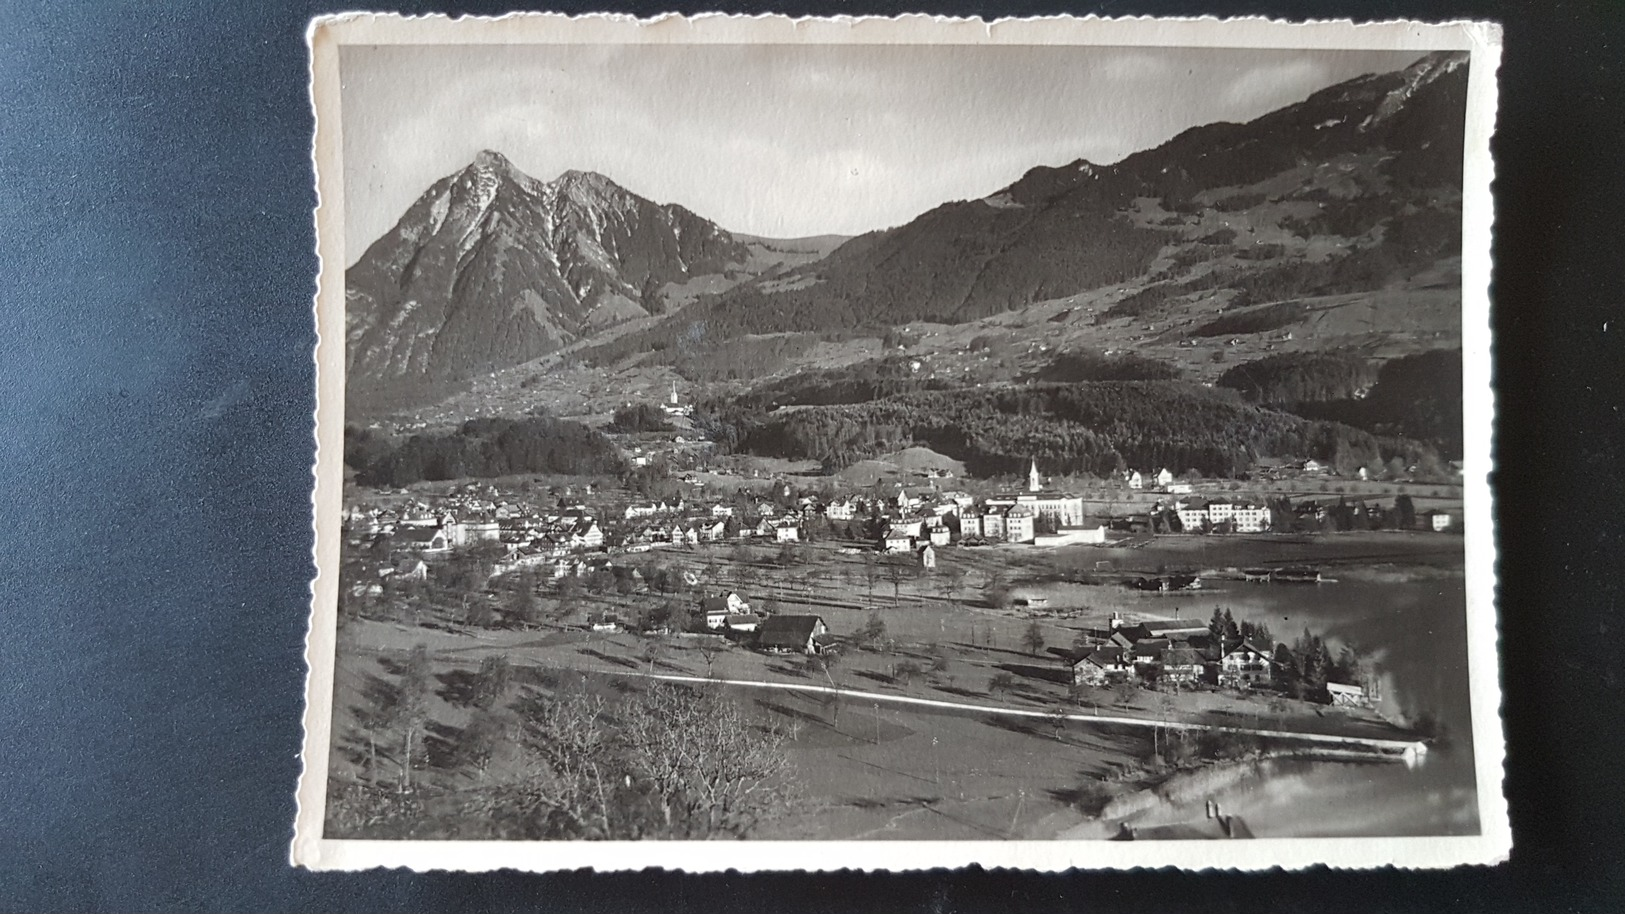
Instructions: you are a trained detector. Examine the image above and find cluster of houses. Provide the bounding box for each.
[866,461,1110,556]
[343,485,606,582]
[1124,467,1193,495]
[686,591,834,655]
[1167,497,1274,534]
[613,459,1115,561]
[1068,613,1373,707]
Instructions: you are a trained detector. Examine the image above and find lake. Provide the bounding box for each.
[1137,573,1482,837]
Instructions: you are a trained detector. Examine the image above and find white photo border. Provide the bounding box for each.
[295,11,1506,872]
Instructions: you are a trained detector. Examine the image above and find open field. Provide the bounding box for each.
[327,611,1417,841]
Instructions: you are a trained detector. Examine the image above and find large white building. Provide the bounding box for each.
[1016,493,1087,527]
[1005,506,1036,544]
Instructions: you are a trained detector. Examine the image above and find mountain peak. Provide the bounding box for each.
[472,148,512,169]
[461,149,536,191]
[552,168,620,192]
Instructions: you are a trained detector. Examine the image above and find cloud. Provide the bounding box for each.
[1222,57,1336,114]
[339,44,1424,245]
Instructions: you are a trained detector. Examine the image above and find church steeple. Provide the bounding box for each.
[1028,459,1042,492]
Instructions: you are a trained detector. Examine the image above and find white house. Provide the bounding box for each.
[825,499,857,521]
[1126,470,1143,490]
[1232,505,1272,533]
[1155,468,1175,488]
[1005,506,1036,544]
[980,509,1007,542]
[1218,640,1274,689]
[448,519,501,547]
[918,543,937,569]
[959,513,984,539]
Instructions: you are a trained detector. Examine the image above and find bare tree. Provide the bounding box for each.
[388,644,433,795]
[1022,621,1046,656]
[518,686,616,838]
[471,653,513,710]
[620,684,794,838]
[641,637,664,673]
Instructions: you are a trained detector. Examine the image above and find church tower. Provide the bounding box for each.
[1028,459,1042,492]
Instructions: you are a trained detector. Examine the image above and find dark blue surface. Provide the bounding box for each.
[0,0,1621,911]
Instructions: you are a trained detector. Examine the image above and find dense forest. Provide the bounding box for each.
[607,403,674,433]
[701,381,1437,478]
[1291,348,1464,458]
[1216,351,1378,404]
[344,416,626,487]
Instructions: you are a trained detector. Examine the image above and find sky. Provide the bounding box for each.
[339,43,1425,247]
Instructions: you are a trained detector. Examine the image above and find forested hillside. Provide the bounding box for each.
[1291,349,1464,458]
[1216,352,1378,404]
[345,416,626,487]
[697,381,1438,478]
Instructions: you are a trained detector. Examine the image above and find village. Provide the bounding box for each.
[326,379,1470,841]
[337,430,1462,713]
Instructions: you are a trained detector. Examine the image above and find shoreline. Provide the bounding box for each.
[1057,746,1415,839]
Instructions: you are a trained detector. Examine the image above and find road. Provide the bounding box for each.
[561,664,1427,758]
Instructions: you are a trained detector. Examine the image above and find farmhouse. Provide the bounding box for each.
[756,615,829,655]
[883,533,914,553]
[395,525,450,554]
[1072,646,1132,686]
[724,613,762,633]
[699,592,752,629]
[1218,640,1275,689]
[1161,645,1207,685]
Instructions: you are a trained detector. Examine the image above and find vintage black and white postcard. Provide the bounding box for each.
[296,13,1506,871]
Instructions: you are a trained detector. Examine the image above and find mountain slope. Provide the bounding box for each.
[603,51,1469,349]
[346,152,760,397]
